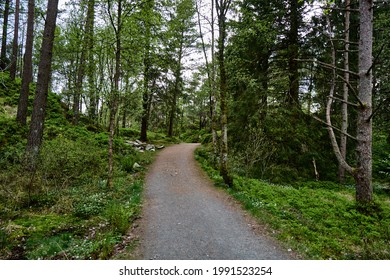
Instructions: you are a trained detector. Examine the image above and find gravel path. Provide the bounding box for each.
[139,143,292,260]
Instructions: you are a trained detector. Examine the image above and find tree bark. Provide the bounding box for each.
[10,0,20,80]
[216,0,233,187]
[140,0,154,142]
[86,0,96,121]
[0,0,10,70]
[107,0,122,189]
[16,0,35,126]
[140,54,151,142]
[339,0,351,183]
[168,33,184,138]
[287,0,299,107]
[324,0,374,204]
[325,14,354,176]
[25,0,59,169]
[354,0,373,203]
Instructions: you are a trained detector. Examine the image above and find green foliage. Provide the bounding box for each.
[119,128,140,138]
[39,137,107,188]
[180,129,211,144]
[73,192,108,218]
[0,78,146,258]
[373,133,390,181]
[293,181,346,191]
[196,146,390,259]
[104,202,132,235]
[0,177,144,259]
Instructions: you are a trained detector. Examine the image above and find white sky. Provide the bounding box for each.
[59,0,67,9]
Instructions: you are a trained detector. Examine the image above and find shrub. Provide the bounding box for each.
[39,137,107,188]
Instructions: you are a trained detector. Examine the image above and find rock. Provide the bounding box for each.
[157,145,165,149]
[136,140,146,146]
[145,144,156,151]
[133,162,142,169]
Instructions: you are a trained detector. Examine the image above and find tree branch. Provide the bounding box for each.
[324,14,354,174]
[330,96,358,107]
[368,96,390,122]
[297,59,359,77]
[313,115,358,141]
[335,73,364,107]
[366,43,385,75]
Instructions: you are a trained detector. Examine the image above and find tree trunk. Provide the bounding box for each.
[140,55,150,142]
[16,0,35,126]
[86,0,96,121]
[216,0,233,187]
[73,0,94,125]
[140,1,153,142]
[25,0,59,170]
[107,0,122,189]
[324,0,373,204]
[168,35,183,138]
[0,0,10,70]
[354,0,373,203]
[10,0,20,80]
[339,0,350,183]
[287,0,299,107]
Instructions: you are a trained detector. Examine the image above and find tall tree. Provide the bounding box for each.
[140,0,155,142]
[216,0,233,186]
[354,0,373,203]
[10,0,21,80]
[16,0,35,126]
[86,0,97,121]
[72,0,95,125]
[0,0,10,70]
[287,0,300,107]
[25,0,59,169]
[106,0,122,188]
[196,0,218,163]
[324,0,374,203]
[339,0,351,182]
[166,0,196,137]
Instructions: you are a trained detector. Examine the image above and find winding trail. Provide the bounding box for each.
[139,143,291,260]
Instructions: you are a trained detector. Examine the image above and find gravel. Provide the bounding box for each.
[139,143,292,260]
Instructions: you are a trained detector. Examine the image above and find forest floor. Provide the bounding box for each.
[133,143,294,260]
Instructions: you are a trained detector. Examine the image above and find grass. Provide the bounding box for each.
[0,174,144,260]
[0,120,161,259]
[195,145,390,260]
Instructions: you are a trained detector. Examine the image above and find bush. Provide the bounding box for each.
[119,128,139,138]
[39,137,107,188]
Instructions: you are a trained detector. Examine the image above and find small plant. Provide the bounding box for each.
[0,229,7,249]
[73,192,107,218]
[105,202,132,235]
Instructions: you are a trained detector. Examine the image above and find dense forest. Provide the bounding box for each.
[0,0,389,259]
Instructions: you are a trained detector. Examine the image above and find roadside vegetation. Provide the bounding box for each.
[195,145,390,260]
[0,74,170,259]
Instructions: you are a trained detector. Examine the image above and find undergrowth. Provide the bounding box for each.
[195,145,390,260]
[0,73,169,259]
